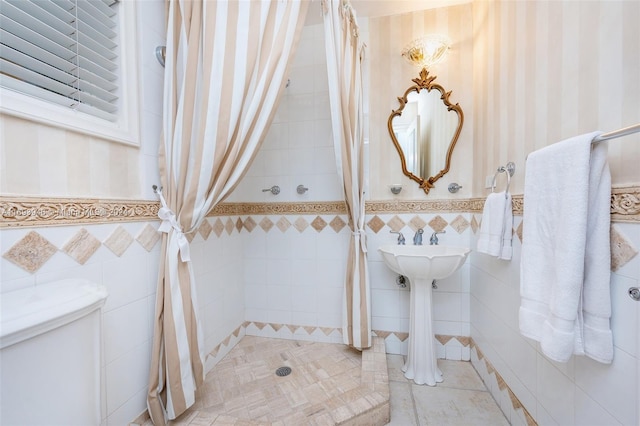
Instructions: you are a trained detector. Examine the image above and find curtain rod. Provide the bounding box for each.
[592,123,640,143]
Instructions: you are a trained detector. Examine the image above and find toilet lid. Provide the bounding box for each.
[0,279,108,349]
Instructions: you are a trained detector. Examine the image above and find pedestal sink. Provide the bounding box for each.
[378,244,470,385]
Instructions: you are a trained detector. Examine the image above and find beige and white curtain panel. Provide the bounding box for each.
[323,0,371,350]
[147,0,308,423]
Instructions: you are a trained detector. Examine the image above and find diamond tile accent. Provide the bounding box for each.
[428,215,448,232]
[63,228,101,264]
[185,231,195,243]
[276,217,291,232]
[243,217,257,232]
[330,216,347,233]
[450,215,470,234]
[457,336,471,347]
[235,218,243,232]
[393,332,409,342]
[373,330,391,339]
[611,225,638,271]
[435,335,454,345]
[261,217,275,232]
[3,231,57,273]
[516,221,523,242]
[386,215,405,232]
[311,216,327,232]
[294,217,309,233]
[320,327,336,336]
[224,218,234,235]
[136,224,161,251]
[212,218,225,237]
[199,219,213,240]
[367,215,385,233]
[286,324,298,334]
[409,216,427,232]
[470,216,479,234]
[104,225,133,257]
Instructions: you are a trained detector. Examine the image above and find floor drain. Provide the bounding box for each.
[275,366,292,377]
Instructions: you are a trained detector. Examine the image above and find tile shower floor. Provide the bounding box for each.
[139,337,508,426]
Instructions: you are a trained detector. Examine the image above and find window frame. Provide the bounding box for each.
[0,0,141,147]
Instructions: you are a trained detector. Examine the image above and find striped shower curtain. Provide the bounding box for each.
[147,1,308,423]
[323,0,371,350]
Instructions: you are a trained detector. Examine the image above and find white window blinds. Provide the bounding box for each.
[0,0,120,121]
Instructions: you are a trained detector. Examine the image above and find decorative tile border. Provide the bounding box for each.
[209,201,348,216]
[0,197,159,228]
[470,339,538,426]
[2,184,638,228]
[366,199,485,214]
[611,185,640,222]
[2,223,162,273]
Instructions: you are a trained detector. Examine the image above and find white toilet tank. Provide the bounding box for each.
[0,279,108,426]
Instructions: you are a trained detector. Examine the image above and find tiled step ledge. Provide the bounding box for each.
[2,183,638,228]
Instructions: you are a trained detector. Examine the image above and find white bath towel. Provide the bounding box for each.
[519,131,613,364]
[477,191,513,260]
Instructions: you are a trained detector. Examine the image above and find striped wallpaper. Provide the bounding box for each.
[0,114,142,199]
[472,0,640,195]
[368,4,475,201]
[2,1,638,202]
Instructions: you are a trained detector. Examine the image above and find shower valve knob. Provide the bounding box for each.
[262,185,280,195]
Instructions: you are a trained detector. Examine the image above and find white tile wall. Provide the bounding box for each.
[470,215,640,426]
[226,24,344,204]
[0,221,160,425]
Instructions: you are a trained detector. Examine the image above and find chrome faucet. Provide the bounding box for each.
[429,230,446,245]
[390,230,405,245]
[413,228,424,245]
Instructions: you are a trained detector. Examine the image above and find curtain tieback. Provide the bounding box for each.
[351,230,368,253]
[155,188,191,262]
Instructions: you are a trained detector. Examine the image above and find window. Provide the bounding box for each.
[0,0,140,146]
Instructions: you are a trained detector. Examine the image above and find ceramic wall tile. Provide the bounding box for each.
[574,347,637,426]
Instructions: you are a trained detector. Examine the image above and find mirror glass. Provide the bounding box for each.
[388,69,464,194]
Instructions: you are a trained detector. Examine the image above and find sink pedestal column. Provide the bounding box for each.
[402,277,442,386]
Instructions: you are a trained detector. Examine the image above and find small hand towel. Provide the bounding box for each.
[477,191,513,260]
[519,131,613,364]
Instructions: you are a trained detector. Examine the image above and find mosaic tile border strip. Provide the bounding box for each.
[611,185,640,222]
[366,199,485,214]
[2,184,638,228]
[209,201,348,216]
[0,197,159,228]
[470,339,537,426]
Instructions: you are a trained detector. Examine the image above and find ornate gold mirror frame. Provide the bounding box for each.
[387,68,464,194]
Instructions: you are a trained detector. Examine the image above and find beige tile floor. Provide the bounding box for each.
[152,336,389,425]
[137,337,508,426]
[386,354,510,426]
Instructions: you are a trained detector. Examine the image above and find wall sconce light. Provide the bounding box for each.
[401,34,451,69]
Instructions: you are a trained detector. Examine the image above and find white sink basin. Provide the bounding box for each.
[378,245,470,281]
[378,244,470,386]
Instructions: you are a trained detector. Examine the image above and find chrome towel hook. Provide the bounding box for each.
[491,161,515,198]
